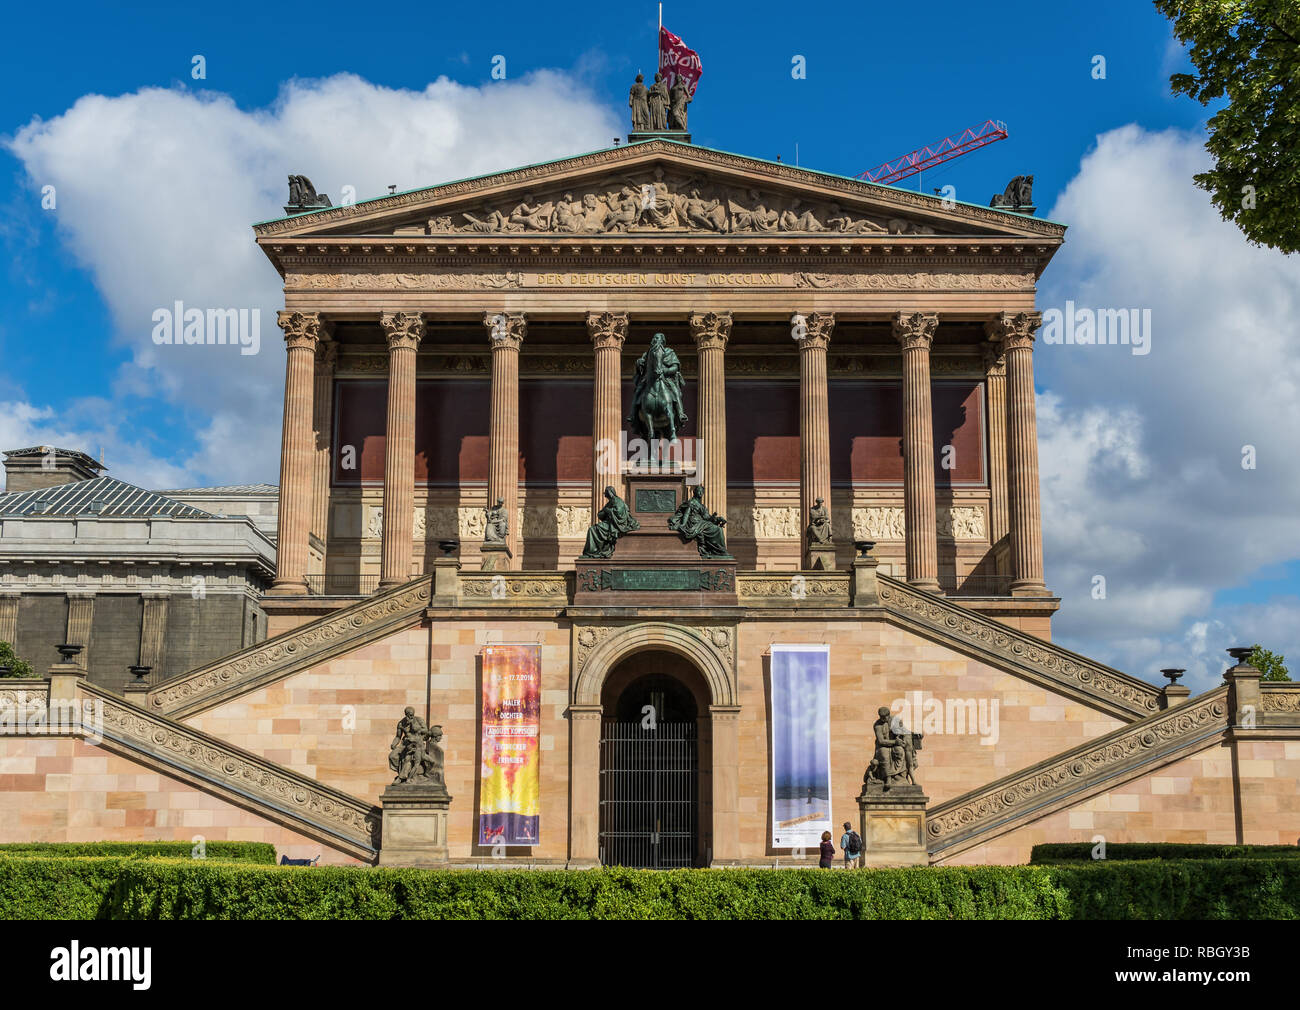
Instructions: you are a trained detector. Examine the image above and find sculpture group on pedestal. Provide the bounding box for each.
[669,485,729,558]
[627,332,688,443]
[388,706,447,790]
[630,72,691,132]
[807,498,832,545]
[483,499,508,544]
[865,706,923,792]
[580,486,641,559]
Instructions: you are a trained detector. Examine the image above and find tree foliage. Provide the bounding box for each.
[1248,643,1291,681]
[1155,0,1300,251]
[0,641,33,678]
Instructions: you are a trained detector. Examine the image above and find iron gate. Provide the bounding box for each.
[599,720,698,868]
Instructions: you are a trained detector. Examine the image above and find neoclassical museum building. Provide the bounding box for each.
[1,133,1296,867]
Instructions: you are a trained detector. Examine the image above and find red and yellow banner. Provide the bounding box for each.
[479,644,541,846]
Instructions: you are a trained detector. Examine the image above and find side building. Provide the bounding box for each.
[0,447,274,690]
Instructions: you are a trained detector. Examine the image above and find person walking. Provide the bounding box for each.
[818,830,834,869]
[840,821,862,868]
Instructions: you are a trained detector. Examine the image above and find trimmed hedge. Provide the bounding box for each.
[0,841,277,864]
[1031,842,1300,864]
[1,857,1297,919]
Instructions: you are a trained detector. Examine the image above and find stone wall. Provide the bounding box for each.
[0,735,361,864]
[182,612,1128,863]
[185,620,573,862]
[734,619,1126,860]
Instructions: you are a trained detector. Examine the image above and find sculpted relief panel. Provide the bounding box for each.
[364,505,589,542]
[850,506,986,542]
[421,168,944,237]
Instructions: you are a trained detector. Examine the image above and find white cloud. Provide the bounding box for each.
[6,71,621,486]
[1037,125,1300,691]
[0,399,190,491]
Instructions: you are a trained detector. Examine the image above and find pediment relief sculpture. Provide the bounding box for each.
[420,169,946,237]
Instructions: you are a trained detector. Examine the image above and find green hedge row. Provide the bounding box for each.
[1031,842,1300,864]
[2,857,1297,919]
[0,841,277,864]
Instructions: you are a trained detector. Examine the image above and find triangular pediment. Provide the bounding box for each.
[254,141,1064,244]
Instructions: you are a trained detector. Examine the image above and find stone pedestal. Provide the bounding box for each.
[479,544,513,572]
[857,785,930,868]
[379,783,453,868]
[851,554,880,606]
[574,472,736,606]
[628,129,691,144]
[430,557,460,604]
[123,683,150,708]
[804,545,837,572]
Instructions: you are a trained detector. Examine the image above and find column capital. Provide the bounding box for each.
[484,311,526,349]
[276,311,332,351]
[985,311,1043,352]
[892,311,938,351]
[791,311,834,349]
[980,341,1006,376]
[380,311,426,351]
[586,311,628,349]
[316,337,339,370]
[689,310,733,350]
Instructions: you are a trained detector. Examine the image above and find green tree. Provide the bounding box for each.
[1248,644,1291,681]
[0,641,34,678]
[1155,1,1300,250]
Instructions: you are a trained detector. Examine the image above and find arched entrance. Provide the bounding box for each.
[598,650,712,868]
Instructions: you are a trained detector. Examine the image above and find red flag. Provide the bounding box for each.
[659,26,702,96]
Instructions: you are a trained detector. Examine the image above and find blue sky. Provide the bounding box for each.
[1,0,1297,686]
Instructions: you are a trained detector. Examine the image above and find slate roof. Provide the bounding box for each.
[159,484,278,496]
[0,476,213,518]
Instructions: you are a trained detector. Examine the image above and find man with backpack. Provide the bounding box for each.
[840,821,862,868]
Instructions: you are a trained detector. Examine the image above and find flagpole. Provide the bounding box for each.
[659,3,662,30]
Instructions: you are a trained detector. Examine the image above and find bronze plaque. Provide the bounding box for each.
[634,488,678,514]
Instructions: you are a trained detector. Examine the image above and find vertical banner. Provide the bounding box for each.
[770,644,832,848]
[479,644,541,846]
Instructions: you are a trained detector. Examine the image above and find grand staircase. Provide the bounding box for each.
[149,576,432,719]
[926,686,1231,860]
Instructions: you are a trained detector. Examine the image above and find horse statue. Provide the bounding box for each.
[627,332,688,443]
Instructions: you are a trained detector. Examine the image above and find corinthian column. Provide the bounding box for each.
[379,311,425,588]
[892,311,941,592]
[486,311,526,563]
[988,311,1048,595]
[312,338,338,548]
[794,312,834,564]
[981,342,1010,567]
[689,311,732,520]
[587,311,628,521]
[271,311,329,594]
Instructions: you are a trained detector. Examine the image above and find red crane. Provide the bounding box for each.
[857,119,1009,186]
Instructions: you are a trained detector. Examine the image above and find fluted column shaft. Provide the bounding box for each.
[486,312,526,563]
[794,312,834,559]
[893,312,940,592]
[982,343,1010,559]
[272,311,328,594]
[587,312,627,521]
[689,311,732,519]
[379,312,425,588]
[311,339,338,548]
[989,312,1047,594]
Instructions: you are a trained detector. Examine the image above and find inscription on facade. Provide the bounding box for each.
[577,568,735,592]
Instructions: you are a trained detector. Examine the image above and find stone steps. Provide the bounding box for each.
[148,576,432,719]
